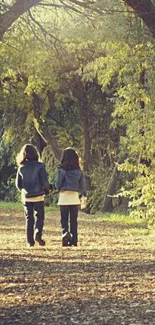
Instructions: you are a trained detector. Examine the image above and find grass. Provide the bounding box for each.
[125,227,150,236]
[0,201,22,210]
[95,211,146,224]
[0,201,59,211]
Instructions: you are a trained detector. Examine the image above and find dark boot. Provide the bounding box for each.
[62,232,72,247]
[35,236,46,246]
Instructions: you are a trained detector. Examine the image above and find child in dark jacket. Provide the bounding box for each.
[16,144,50,247]
[54,147,87,247]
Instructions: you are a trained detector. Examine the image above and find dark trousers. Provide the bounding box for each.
[60,205,78,246]
[23,201,45,244]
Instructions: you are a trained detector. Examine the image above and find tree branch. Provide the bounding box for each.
[0,0,42,40]
[123,0,155,37]
[38,1,83,14]
[28,9,60,42]
[1,0,155,42]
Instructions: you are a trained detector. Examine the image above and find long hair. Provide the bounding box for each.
[16,144,39,166]
[60,147,80,170]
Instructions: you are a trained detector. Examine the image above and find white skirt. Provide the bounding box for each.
[58,191,80,205]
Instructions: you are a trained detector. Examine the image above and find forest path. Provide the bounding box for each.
[1,208,155,325]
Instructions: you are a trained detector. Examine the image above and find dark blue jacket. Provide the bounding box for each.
[55,168,86,196]
[16,161,50,198]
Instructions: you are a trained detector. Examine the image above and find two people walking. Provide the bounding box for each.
[15,144,87,248]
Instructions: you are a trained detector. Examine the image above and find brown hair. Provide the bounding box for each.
[16,144,39,166]
[59,147,80,170]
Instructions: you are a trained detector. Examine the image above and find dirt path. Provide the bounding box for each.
[1,209,155,324]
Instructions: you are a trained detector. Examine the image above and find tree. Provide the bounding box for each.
[0,0,41,40]
[84,39,155,216]
[123,0,155,37]
[1,0,155,43]
[2,0,154,215]
[1,9,124,205]
[0,0,100,41]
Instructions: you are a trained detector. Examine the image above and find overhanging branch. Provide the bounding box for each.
[0,0,42,40]
[123,0,155,37]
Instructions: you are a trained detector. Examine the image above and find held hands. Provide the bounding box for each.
[44,183,55,196]
[49,183,54,191]
[81,196,87,209]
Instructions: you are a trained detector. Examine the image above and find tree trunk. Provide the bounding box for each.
[102,164,119,212]
[0,0,41,41]
[35,123,62,161]
[80,98,92,192]
[102,155,126,212]
[72,77,92,191]
[123,0,155,37]
[32,92,62,161]
[35,131,47,156]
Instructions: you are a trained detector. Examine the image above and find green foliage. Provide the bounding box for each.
[88,165,115,214]
[0,178,18,202]
[0,136,17,201]
[82,39,155,221]
[1,0,155,223]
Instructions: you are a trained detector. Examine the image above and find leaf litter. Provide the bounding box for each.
[0,209,155,324]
